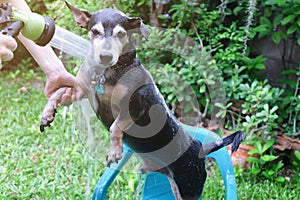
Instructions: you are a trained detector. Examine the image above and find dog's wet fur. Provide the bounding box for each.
[40,1,246,199]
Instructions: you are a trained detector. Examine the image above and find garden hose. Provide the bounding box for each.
[0,3,55,46]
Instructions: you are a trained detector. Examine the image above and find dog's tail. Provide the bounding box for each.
[199,131,246,158]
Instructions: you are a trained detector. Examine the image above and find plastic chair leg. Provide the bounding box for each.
[92,146,133,200]
[209,147,237,200]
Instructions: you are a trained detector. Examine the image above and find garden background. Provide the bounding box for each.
[0,0,299,199]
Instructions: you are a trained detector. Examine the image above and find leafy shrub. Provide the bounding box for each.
[254,0,300,45]
[247,139,285,183]
[137,27,225,125]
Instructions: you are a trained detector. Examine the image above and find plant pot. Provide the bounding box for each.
[227,144,255,168]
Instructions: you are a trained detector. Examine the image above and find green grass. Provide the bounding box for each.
[0,70,140,199]
[203,162,300,200]
[0,70,299,199]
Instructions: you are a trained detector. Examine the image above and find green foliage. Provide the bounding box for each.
[137,27,224,120]
[127,0,299,136]
[292,150,300,167]
[3,0,300,198]
[217,79,283,142]
[235,168,300,199]
[115,0,149,16]
[255,0,300,45]
[247,139,285,183]
[16,1,298,137]
[278,67,300,134]
[169,1,205,29]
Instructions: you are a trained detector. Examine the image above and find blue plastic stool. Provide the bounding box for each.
[92,124,237,200]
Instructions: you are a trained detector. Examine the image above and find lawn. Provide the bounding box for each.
[0,69,299,199]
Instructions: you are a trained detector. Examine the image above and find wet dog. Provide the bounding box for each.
[40,1,245,199]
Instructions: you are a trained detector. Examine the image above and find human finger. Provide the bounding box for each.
[59,88,73,106]
[2,49,14,61]
[5,36,17,51]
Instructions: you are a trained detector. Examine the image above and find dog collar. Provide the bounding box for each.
[110,50,136,70]
[95,50,137,95]
[96,74,106,95]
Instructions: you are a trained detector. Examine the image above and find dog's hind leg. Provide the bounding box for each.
[168,177,183,200]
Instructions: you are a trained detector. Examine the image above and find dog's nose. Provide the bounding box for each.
[100,52,113,64]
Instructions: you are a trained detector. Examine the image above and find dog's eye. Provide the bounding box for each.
[117,31,126,38]
[91,28,102,37]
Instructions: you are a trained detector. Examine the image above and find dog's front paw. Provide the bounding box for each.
[40,88,67,132]
[106,144,123,167]
[40,100,57,132]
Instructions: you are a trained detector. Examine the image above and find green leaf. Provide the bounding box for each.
[282,15,296,25]
[262,139,275,153]
[277,0,288,6]
[262,171,272,179]
[270,106,278,114]
[264,104,269,112]
[275,161,284,171]
[255,63,266,69]
[254,55,267,63]
[215,102,226,109]
[248,149,259,155]
[275,176,285,183]
[260,16,272,28]
[268,170,275,176]
[255,142,263,154]
[251,168,261,175]
[272,32,286,44]
[265,0,279,5]
[233,6,244,16]
[273,14,283,26]
[256,111,266,118]
[261,155,278,162]
[297,37,300,45]
[254,25,268,32]
[282,69,297,75]
[272,32,281,44]
[247,157,260,163]
[137,1,146,6]
[216,110,225,118]
[287,24,298,35]
[292,161,298,166]
[199,84,206,93]
[295,151,300,161]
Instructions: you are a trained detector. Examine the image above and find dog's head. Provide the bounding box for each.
[65,1,150,67]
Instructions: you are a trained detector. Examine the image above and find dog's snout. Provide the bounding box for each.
[100,52,113,64]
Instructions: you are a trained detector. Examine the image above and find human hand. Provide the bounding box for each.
[45,71,85,106]
[0,34,17,68]
[44,70,75,98]
[58,84,85,106]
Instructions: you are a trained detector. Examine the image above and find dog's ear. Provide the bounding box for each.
[65,0,92,29]
[128,17,151,40]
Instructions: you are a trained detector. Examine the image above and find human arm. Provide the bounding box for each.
[1,0,77,102]
[6,0,75,97]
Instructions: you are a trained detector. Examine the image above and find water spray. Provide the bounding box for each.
[0,3,55,46]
